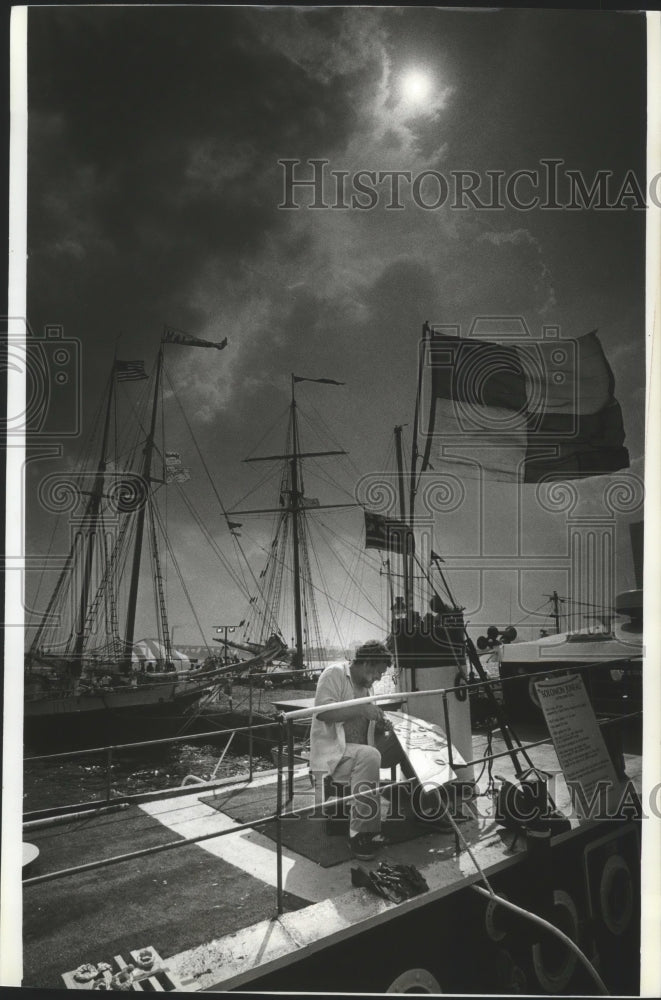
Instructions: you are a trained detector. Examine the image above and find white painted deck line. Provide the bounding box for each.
[139,784,348,903]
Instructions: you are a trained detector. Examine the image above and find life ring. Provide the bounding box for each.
[531,888,580,992]
[485,891,509,942]
[454,672,468,702]
[599,854,634,935]
[528,677,541,709]
[386,968,442,993]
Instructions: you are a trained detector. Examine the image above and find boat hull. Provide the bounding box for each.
[216,818,640,996]
[24,681,217,751]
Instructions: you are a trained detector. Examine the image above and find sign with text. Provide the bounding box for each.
[534,673,622,818]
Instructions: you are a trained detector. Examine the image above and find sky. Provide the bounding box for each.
[23,6,648,651]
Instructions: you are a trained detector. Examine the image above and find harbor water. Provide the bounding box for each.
[23,665,397,814]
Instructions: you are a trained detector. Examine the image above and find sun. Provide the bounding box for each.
[401,69,432,104]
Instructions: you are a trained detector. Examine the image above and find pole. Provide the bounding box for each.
[276,720,284,914]
[248,674,254,782]
[289,376,305,669]
[72,370,115,674]
[124,346,163,671]
[551,591,561,635]
[407,323,429,618]
[394,425,409,618]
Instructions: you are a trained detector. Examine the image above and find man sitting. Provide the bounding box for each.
[310,640,395,861]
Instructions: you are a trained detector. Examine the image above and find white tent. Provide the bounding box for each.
[132,638,192,671]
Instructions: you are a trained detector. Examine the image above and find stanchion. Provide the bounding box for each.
[248,675,254,782]
[442,692,460,856]
[287,720,295,805]
[105,747,113,804]
[276,719,284,915]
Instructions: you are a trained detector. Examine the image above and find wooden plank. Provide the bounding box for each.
[385,711,466,787]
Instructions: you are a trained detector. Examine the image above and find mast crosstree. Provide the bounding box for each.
[229,375,352,670]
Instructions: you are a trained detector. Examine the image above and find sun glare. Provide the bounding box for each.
[401,69,432,104]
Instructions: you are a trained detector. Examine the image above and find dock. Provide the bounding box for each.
[22,724,642,993]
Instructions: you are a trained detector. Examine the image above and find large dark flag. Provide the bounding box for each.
[115,359,148,381]
[163,326,228,350]
[364,511,413,554]
[426,329,629,482]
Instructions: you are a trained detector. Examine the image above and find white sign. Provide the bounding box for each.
[534,673,622,818]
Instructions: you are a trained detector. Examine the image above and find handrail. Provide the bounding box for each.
[23,655,641,940]
[24,719,277,762]
[282,655,642,721]
[22,769,407,888]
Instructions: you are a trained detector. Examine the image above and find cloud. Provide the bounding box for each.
[477,227,556,316]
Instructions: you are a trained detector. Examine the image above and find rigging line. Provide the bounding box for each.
[248,529,385,631]
[150,500,214,655]
[313,518,386,621]
[309,513,386,573]
[559,597,615,610]
[26,511,62,634]
[242,400,292,461]
[510,599,554,628]
[305,523,345,649]
[160,364,168,603]
[303,456,358,503]
[175,488,252,601]
[334,530,365,633]
[412,549,458,609]
[163,366,274,609]
[230,464,283,511]
[302,399,366,481]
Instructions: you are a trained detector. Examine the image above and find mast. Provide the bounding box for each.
[289,376,305,669]
[71,370,116,674]
[123,346,163,671]
[394,424,410,618]
[549,590,561,634]
[230,376,350,670]
[407,323,429,616]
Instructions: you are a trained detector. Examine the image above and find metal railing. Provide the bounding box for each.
[23,658,642,920]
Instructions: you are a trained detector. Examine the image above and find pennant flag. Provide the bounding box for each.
[163,326,228,351]
[227,521,242,532]
[164,451,191,484]
[364,511,413,554]
[430,549,445,563]
[293,375,345,385]
[115,359,148,382]
[427,329,629,482]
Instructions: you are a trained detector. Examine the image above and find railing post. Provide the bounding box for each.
[276,718,284,915]
[105,747,113,804]
[248,674,254,783]
[441,691,460,855]
[287,719,295,805]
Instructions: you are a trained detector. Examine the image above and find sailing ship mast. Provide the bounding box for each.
[71,370,116,676]
[28,370,117,678]
[232,375,353,670]
[122,346,172,672]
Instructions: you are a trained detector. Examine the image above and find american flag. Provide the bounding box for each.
[115,359,148,381]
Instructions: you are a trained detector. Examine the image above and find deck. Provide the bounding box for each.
[21,723,642,992]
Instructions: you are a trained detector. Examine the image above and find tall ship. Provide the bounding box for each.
[21,323,645,995]
[23,330,268,749]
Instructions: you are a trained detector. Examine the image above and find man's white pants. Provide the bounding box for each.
[331,743,382,838]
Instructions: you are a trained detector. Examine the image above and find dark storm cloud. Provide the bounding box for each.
[27,6,371,355]
[23,6,647,635]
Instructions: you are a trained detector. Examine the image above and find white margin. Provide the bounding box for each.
[641,9,661,997]
[1,4,28,988]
